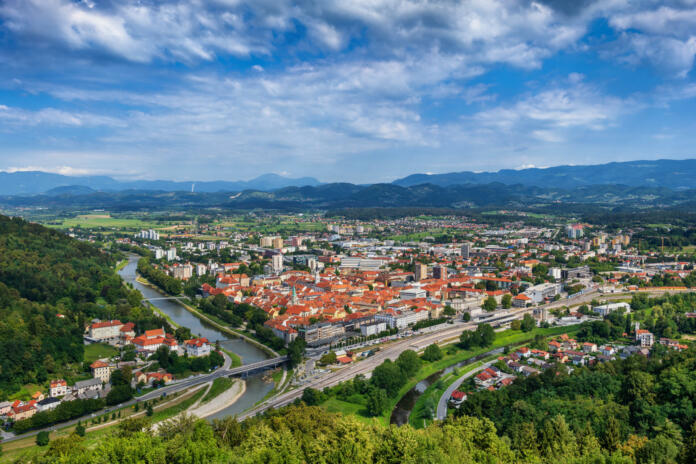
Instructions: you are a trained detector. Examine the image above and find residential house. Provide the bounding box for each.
[88,320,123,341]
[90,360,112,383]
[36,397,61,413]
[74,378,102,396]
[450,390,467,406]
[50,379,68,397]
[184,338,211,357]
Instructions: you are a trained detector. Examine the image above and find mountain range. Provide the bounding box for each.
[0,171,321,196]
[392,159,696,189]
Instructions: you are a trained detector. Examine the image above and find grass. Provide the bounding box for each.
[43,214,178,231]
[201,378,235,404]
[83,343,118,363]
[321,398,375,425]
[257,368,291,405]
[222,348,243,368]
[149,387,206,423]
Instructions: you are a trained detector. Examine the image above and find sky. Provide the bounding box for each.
[1,0,696,183]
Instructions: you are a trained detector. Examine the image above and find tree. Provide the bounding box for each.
[396,350,420,378]
[477,324,495,347]
[36,431,50,446]
[301,387,323,406]
[602,415,621,451]
[683,421,696,464]
[502,294,512,309]
[287,337,306,368]
[371,360,406,397]
[146,404,154,417]
[483,296,498,312]
[319,352,337,366]
[75,422,86,437]
[443,305,456,316]
[107,385,134,405]
[422,344,443,362]
[174,326,192,342]
[462,312,471,322]
[521,314,536,332]
[365,388,388,417]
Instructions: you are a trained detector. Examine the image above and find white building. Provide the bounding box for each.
[88,320,123,341]
[593,302,631,317]
[360,322,387,336]
[524,283,561,304]
[49,379,68,397]
[375,309,428,329]
[196,263,207,276]
[272,253,284,272]
[400,287,427,300]
[184,338,212,357]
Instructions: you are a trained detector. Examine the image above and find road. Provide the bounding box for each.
[435,357,498,421]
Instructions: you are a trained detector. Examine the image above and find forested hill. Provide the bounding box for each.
[0,215,167,396]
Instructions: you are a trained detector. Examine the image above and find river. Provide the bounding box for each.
[118,255,275,419]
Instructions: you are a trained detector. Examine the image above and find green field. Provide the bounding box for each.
[43,213,179,231]
[201,378,234,404]
[83,343,118,363]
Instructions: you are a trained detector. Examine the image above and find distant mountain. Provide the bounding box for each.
[3,181,694,212]
[392,159,696,189]
[0,171,321,195]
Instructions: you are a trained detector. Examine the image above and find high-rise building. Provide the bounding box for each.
[433,265,448,280]
[166,247,177,261]
[414,263,428,281]
[272,253,284,272]
[272,237,284,249]
[461,243,471,259]
[260,236,274,247]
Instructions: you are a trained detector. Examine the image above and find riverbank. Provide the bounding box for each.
[189,379,246,419]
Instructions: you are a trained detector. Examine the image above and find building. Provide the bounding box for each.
[172,263,193,280]
[433,265,448,280]
[184,338,212,357]
[461,243,471,259]
[636,329,654,347]
[272,237,284,249]
[90,360,112,383]
[50,379,68,397]
[36,397,61,413]
[88,320,123,341]
[166,247,177,261]
[414,263,428,281]
[548,267,562,280]
[524,283,561,304]
[375,309,428,329]
[360,322,387,337]
[566,224,584,239]
[196,263,207,276]
[593,302,631,317]
[400,287,427,300]
[562,266,592,280]
[137,229,160,241]
[73,378,102,396]
[132,328,178,353]
[0,401,11,416]
[299,323,345,345]
[272,253,284,272]
[9,401,36,421]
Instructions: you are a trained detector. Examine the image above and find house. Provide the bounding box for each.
[530,349,549,360]
[36,397,61,413]
[50,379,69,397]
[450,390,467,406]
[582,342,597,353]
[548,340,562,352]
[133,371,148,385]
[31,391,45,402]
[74,378,102,396]
[336,355,352,364]
[132,328,178,353]
[515,347,531,358]
[9,401,36,421]
[146,372,173,385]
[184,338,211,357]
[0,401,12,416]
[636,329,654,347]
[90,360,112,383]
[512,294,531,308]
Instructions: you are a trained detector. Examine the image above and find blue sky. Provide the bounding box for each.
[1,0,695,183]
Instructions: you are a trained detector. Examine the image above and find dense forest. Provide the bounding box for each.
[24,397,696,463]
[456,347,696,464]
[0,215,168,397]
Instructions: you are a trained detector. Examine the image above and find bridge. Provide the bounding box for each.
[142,297,186,302]
[226,356,289,378]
